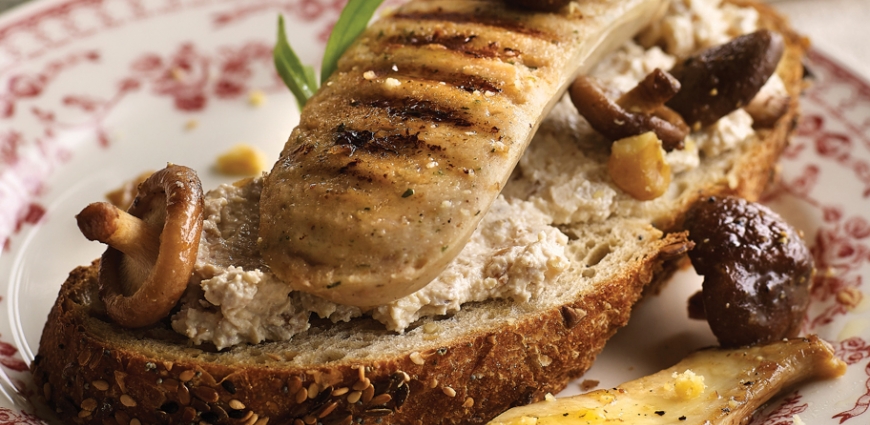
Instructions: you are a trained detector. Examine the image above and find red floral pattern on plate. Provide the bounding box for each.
[0,408,43,425]
[130,41,279,112]
[832,338,870,423]
[751,392,808,425]
[0,38,282,252]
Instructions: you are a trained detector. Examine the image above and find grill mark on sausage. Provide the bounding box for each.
[334,124,424,156]
[393,11,553,40]
[365,66,503,95]
[441,71,504,95]
[387,32,524,61]
[345,93,505,153]
[353,97,474,128]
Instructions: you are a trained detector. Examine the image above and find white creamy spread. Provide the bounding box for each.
[172,0,777,349]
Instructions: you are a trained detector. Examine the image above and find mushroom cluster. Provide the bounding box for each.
[570,29,787,200]
[570,68,689,151]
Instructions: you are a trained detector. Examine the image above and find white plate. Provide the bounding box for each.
[0,1,869,423]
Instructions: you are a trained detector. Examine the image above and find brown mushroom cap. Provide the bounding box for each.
[666,29,785,128]
[77,165,204,328]
[684,196,812,348]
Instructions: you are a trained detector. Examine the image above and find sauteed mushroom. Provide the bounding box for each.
[570,68,689,150]
[666,29,785,129]
[76,165,204,328]
[684,196,812,348]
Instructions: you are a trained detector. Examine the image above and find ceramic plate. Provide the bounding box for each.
[0,0,868,423]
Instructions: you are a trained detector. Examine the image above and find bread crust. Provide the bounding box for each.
[30,2,808,424]
[33,233,681,425]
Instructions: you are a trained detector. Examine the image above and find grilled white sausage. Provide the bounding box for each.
[259,0,669,306]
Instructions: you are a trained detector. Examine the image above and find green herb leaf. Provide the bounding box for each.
[274,15,318,109]
[320,0,385,84]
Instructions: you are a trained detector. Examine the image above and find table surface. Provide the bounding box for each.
[0,0,867,81]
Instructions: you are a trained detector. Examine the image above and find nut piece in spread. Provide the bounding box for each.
[666,30,785,129]
[607,132,671,201]
[684,196,812,348]
[488,336,846,425]
[76,165,204,328]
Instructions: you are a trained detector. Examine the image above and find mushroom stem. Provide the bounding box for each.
[570,74,688,150]
[77,202,161,266]
[616,68,681,114]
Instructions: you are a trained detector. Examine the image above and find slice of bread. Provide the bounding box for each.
[30,1,807,424]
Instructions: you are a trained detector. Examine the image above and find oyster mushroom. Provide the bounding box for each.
[666,29,785,129]
[76,165,204,328]
[569,68,690,150]
[489,336,845,425]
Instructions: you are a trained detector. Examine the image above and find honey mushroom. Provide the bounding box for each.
[76,165,204,328]
[570,30,787,201]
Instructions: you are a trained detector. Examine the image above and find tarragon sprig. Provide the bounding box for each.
[274,0,386,109]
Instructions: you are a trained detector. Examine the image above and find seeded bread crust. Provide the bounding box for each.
[33,233,682,425]
[31,2,807,424]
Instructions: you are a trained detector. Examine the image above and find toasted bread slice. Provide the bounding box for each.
[30,1,807,424]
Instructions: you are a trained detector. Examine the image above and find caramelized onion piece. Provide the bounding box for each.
[570,69,689,150]
[77,165,204,328]
[684,196,812,348]
[667,30,785,128]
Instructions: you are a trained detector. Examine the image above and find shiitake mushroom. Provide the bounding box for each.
[684,196,812,348]
[666,29,785,129]
[77,165,204,328]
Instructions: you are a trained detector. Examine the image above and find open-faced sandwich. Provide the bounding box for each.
[30,0,835,424]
